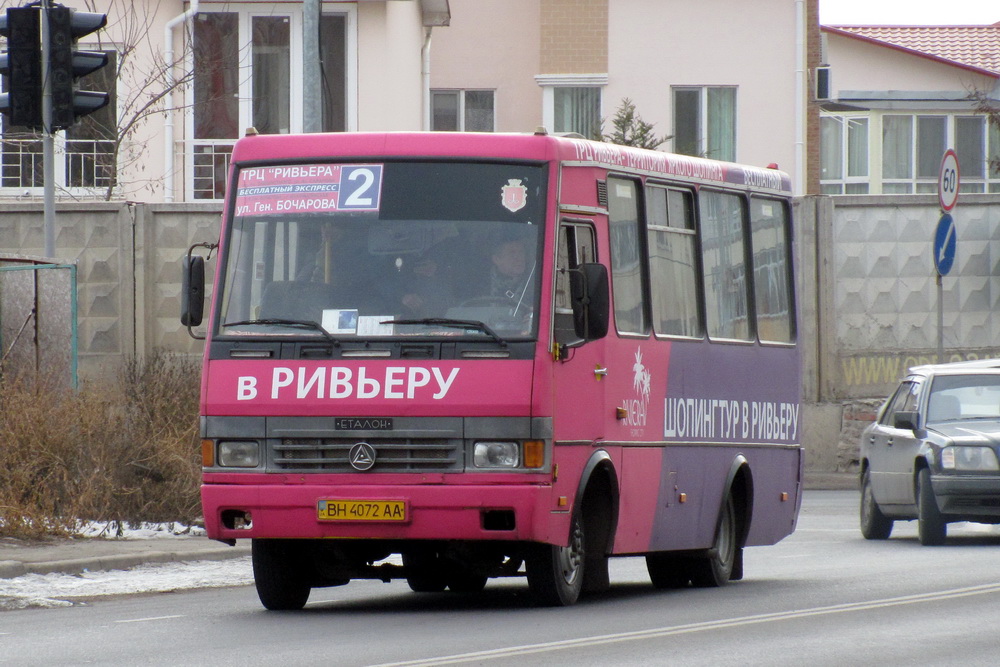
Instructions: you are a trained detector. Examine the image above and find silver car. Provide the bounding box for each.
[860,360,1000,545]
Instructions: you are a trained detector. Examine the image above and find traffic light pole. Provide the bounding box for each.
[37,0,54,258]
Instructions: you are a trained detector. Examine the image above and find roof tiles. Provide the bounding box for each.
[825,24,1000,76]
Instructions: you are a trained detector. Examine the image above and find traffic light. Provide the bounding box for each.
[47,6,109,130]
[0,7,43,129]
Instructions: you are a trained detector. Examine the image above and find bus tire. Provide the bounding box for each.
[526,511,585,606]
[252,539,312,610]
[403,552,448,593]
[645,553,691,589]
[447,572,488,593]
[690,493,737,587]
[917,468,946,546]
[860,469,893,540]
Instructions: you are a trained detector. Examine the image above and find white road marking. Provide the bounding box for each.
[114,614,185,624]
[371,583,1000,666]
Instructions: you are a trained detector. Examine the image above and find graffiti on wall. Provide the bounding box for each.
[839,350,1000,397]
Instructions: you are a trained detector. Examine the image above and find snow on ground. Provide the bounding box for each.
[0,522,250,611]
[0,557,254,610]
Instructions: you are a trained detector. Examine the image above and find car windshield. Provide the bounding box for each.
[926,374,1000,423]
[217,161,545,340]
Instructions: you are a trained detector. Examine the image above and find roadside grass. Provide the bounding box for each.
[0,351,201,539]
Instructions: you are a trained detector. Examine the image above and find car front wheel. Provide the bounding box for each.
[917,468,946,546]
[860,469,893,540]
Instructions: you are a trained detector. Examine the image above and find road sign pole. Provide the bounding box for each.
[935,149,959,364]
[937,274,944,363]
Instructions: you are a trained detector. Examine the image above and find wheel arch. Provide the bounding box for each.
[723,455,753,548]
[571,449,620,554]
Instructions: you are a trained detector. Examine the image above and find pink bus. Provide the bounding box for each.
[182,131,802,610]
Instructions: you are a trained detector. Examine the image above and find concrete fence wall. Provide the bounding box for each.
[0,203,221,379]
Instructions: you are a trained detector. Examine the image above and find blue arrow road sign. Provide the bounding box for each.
[934,213,956,276]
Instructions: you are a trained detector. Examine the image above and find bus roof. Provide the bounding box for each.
[230,131,793,195]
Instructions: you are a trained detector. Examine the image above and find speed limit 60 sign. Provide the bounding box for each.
[938,149,960,211]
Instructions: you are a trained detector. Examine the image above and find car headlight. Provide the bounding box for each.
[941,446,1000,471]
[473,441,519,468]
[217,440,261,468]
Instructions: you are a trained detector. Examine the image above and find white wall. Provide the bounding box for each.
[607,0,800,174]
[431,0,543,132]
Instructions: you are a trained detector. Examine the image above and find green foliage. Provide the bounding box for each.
[0,350,202,538]
[602,97,670,150]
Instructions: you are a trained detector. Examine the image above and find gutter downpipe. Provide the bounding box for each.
[794,0,805,196]
[421,26,433,131]
[163,0,200,203]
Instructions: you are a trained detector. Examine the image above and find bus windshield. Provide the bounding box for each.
[217,161,546,340]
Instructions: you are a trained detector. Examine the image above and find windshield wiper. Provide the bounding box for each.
[222,318,335,342]
[382,318,507,346]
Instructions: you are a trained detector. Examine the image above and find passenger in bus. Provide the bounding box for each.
[489,236,535,304]
[398,254,452,317]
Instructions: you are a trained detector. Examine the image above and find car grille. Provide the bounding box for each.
[273,438,463,472]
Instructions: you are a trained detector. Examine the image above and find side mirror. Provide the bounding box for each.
[181,254,206,327]
[893,410,919,431]
[570,262,609,341]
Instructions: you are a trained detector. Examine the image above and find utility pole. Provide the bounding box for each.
[42,0,55,258]
[302,0,321,133]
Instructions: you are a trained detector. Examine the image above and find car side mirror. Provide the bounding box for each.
[570,262,609,341]
[893,410,919,431]
[181,254,206,328]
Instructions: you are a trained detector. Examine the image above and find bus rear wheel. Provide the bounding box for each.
[690,493,738,588]
[403,551,448,592]
[252,539,312,610]
[526,511,585,606]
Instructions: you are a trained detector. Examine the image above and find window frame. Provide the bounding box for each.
[430,89,496,132]
[671,85,737,162]
[185,4,357,201]
[536,74,607,138]
[0,48,118,196]
[606,174,651,338]
[645,182,704,340]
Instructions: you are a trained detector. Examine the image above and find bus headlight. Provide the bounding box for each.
[474,441,519,468]
[941,446,1000,471]
[218,440,261,468]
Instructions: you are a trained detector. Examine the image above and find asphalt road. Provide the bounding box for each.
[3,490,1000,666]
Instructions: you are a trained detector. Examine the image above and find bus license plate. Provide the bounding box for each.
[317,499,407,522]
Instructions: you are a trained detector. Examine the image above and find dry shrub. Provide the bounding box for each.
[0,350,202,538]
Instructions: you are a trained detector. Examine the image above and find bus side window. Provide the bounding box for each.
[555,222,596,346]
[699,190,751,341]
[607,177,650,336]
[749,196,794,343]
[646,185,703,338]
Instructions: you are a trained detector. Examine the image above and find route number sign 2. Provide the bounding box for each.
[938,149,959,212]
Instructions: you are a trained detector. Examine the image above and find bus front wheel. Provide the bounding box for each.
[526,512,585,606]
[252,539,312,610]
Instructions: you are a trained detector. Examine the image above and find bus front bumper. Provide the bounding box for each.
[201,480,562,545]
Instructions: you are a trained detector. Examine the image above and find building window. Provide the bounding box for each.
[1,51,117,193]
[536,74,607,139]
[190,8,352,200]
[820,115,869,194]
[880,114,998,195]
[672,86,736,161]
[553,87,601,137]
[431,90,495,131]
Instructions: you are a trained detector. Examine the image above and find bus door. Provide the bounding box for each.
[551,219,606,444]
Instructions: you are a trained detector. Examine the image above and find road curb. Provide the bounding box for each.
[0,546,251,580]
